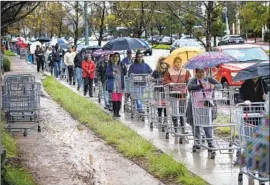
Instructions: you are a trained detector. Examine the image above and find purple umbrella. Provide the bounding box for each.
[92,49,114,57]
[184,52,237,69]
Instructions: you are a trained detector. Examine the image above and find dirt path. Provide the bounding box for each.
[6,57,163,185]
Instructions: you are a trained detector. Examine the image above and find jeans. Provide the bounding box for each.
[135,87,144,112]
[54,61,61,77]
[193,126,213,144]
[76,67,83,88]
[102,81,109,106]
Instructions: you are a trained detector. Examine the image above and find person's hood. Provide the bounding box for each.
[80,48,86,55]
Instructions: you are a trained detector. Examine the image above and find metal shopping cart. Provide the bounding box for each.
[236,102,269,185]
[164,83,192,143]
[149,78,166,131]
[191,89,238,159]
[2,74,41,136]
[19,48,26,59]
[129,74,151,121]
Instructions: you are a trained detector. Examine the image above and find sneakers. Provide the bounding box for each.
[208,142,215,149]
[73,82,76,85]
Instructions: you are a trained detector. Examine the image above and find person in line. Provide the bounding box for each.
[82,54,96,97]
[122,50,133,70]
[44,46,53,72]
[106,52,127,117]
[186,68,222,149]
[152,57,170,127]
[163,56,191,133]
[64,46,77,85]
[239,77,268,104]
[52,43,62,78]
[97,53,110,109]
[34,45,44,72]
[74,48,86,91]
[128,51,152,113]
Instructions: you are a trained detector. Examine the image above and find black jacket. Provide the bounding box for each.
[52,49,61,62]
[239,79,268,103]
[97,58,109,82]
[74,49,86,68]
[35,48,44,58]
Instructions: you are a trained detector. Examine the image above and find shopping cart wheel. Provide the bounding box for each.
[98,97,101,103]
[131,114,133,119]
[30,116,33,121]
[23,130,27,137]
[238,173,243,182]
[150,122,153,129]
[38,126,41,132]
[165,133,169,139]
[208,151,216,159]
[179,137,183,144]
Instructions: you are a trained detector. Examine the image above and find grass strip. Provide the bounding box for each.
[43,76,207,185]
[4,50,17,56]
[1,117,37,185]
[152,44,171,50]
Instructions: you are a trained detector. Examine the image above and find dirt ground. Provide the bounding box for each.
[6,57,163,185]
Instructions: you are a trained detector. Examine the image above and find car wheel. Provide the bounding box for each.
[149,52,152,56]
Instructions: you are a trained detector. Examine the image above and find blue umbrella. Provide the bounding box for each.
[102,37,146,51]
[49,38,68,46]
[233,61,269,82]
[184,52,237,69]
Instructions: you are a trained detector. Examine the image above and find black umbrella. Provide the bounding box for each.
[102,37,146,51]
[233,61,270,82]
[36,36,51,42]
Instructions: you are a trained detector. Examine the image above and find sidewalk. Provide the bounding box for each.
[18,56,268,185]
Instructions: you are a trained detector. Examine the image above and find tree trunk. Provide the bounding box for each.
[98,2,106,46]
[213,35,217,47]
[254,32,257,43]
[205,1,214,52]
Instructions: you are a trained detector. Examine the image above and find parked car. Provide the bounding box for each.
[160,36,175,45]
[170,39,204,53]
[147,35,161,44]
[212,44,269,102]
[218,35,245,46]
[138,39,152,56]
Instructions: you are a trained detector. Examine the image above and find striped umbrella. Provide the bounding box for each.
[184,51,237,69]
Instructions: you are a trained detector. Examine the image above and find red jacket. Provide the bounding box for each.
[82,60,96,79]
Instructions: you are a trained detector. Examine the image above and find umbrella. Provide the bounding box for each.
[92,49,114,57]
[164,47,204,67]
[233,61,270,82]
[102,37,146,51]
[36,36,51,42]
[49,38,68,46]
[184,52,237,69]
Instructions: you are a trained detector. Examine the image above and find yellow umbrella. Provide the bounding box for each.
[164,47,204,67]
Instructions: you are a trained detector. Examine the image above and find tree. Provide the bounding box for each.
[62,2,84,47]
[166,1,223,51]
[239,2,268,42]
[112,1,156,38]
[1,1,40,30]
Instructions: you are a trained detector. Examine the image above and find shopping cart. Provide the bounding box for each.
[2,74,41,136]
[236,102,269,185]
[164,83,192,143]
[191,89,238,159]
[124,76,132,113]
[19,48,26,59]
[129,74,151,121]
[149,78,166,131]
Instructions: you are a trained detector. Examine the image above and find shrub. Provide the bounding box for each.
[3,57,11,72]
[4,50,16,56]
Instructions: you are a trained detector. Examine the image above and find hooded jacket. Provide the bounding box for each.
[74,48,86,68]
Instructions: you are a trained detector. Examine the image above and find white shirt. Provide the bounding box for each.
[64,51,76,66]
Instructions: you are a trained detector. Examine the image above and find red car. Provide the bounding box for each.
[212,44,269,101]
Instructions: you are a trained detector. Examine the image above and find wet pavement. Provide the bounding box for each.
[6,56,269,185]
[4,56,164,185]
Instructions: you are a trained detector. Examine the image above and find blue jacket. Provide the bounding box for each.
[122,57,132,65]
[128,62,152,76]
[106,61,127,91]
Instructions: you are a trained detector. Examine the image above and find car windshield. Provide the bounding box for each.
[222,47,269,62]
[174,40,201,47]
